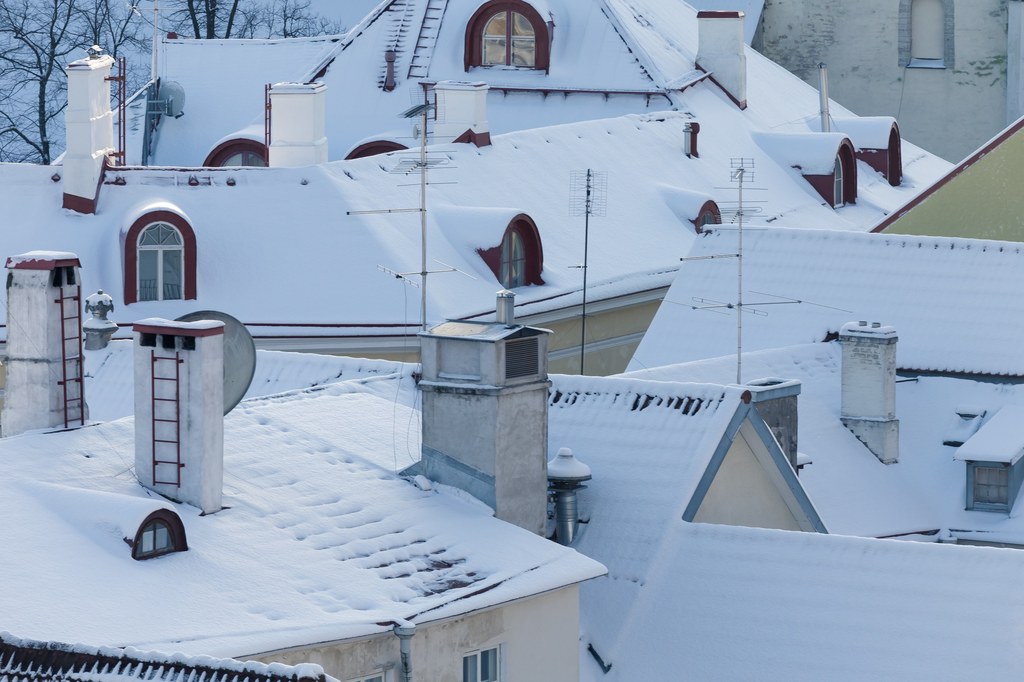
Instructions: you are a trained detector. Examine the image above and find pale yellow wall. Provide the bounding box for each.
[885,125,1024,240]
[692,425,804,531]
[251,585,581,682]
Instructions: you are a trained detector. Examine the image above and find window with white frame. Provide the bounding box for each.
[833,155,844,208]
[138,222,184,301]
[346,673,385,682]
[973,465,1009,507]
[462,646,500,682]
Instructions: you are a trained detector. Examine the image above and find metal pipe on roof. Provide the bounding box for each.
[394,623,416,682]
[819,63,831,133]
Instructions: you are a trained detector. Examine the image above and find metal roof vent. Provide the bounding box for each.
[548,447,592,545]
[496,289,515,326]
[505,337,538,379]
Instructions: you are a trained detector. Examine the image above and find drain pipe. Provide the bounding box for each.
[394,623,416,682]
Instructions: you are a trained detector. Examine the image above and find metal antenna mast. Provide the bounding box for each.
[731,158,751,385]
[569,169,607,375]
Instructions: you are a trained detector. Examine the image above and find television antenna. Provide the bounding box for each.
[569,169,608,375]
[347,84,460,331]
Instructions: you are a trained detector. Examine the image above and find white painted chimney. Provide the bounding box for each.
[696,11,747,109]
[839,321,899,464]
[2,252,88,436]
[416,304,551,534]
[63,51,115,213]
[134,318,224,514]
[269,81,328,167]
[433,81,491,146]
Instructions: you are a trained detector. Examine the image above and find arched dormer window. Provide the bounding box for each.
[131,509,187,560]
[693,200,722,233]
[465,1,550,72]
[203,138,267,167]
[477,214,544,288]
[833,141,857,207]
[123,210,197,305]
[345,140,409,160]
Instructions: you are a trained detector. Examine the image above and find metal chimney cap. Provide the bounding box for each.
[548,447,592,483]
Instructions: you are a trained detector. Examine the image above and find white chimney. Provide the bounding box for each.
[839,321,899,464]
[63,51,115,213]
[433,81,491,146]
[696,11,747,109]
[417,312,551,534]
[269,82,328,167]
[134,318,224,514]
[2,252,88,436]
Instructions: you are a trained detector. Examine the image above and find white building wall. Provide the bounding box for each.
[756,0,1008,161]
[64,54,114,203]
[269,82,328,167]
[253,585,581,681]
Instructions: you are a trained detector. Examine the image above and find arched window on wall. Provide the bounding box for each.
[910,0,945,66]
[477,214,544,288]
[465,1,550,72]
[123,210,198,305]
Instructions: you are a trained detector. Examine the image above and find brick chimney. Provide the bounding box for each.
[269,82,328,167]
[839,321,899,464]
[416,292,550,534]
[696,11,747,109]
[134,318,224,513]
[63,50,115,213]
[433,81,491,147]
[2,252,88,436]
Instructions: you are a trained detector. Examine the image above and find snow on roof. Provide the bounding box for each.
[630,227,1024,376]
[752,130,848,174]
[0,632,331,682]
[954,404,1024,464]
[830,116,898,150]
[0,372,603,656]
[579,520,1024,680]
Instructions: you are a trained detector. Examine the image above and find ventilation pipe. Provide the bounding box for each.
[393,623,415,682]
[495,289,515,326]
[433,81,491,146]
[684,121,700,158]
[63,48,115,213]
[84,290,117,350]
[696,11,747,109]
[818,62,831,132]
[839,321,899,464]
[547,447,592,545]
[268,81,328,167]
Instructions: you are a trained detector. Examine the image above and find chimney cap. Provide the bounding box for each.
[839,320,897,339]
[548,447,592,484]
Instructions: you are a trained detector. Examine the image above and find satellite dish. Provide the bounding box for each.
[162,81,186,118]
[176,310,255,415]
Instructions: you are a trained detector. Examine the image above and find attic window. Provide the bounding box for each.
[131,509,187,560]
[477,214,544,288]
[910,0,945,67]
[203,138,267,167]
[693,200,722,233]
[123,210,197,305]
[465,1,550,72]
[345,140,408,160]
[968,463,1010,512]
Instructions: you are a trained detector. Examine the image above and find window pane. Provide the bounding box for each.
[463,654,478,682]
[139,226,160,246]
[141,528,155,553]
[160,225,182,245]
[483,37,506,65]
[512,12,533,37]
[481,648,498,682]
[511,38,535,67]
[833,156,843,207]
[975,466,1008,505]
[155,523,171,550]
[139,250,158,301]
[484,13,506,37]
[163,250,183,300]
[911,0,944,60]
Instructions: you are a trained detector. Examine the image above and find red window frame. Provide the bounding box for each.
[123,210,198,305]
[465,1,550,72]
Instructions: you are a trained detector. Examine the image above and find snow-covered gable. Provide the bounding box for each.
[0,373,603,656]
[631,227,1024,376]
[955,404,1024,465]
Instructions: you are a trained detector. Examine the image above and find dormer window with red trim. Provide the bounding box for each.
[131,509,188,560]
[466,1,550,72]
[203,138,267,167]
[478,214,544,288]
[123,210,198,305]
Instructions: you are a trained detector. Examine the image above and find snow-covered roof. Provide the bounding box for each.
[630,227,1024,376]
[579,520,1024,680]
[954,404,1024,464]
[0,370,603,656]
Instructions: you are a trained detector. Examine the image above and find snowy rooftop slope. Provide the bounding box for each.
[955,404,1024,464]
[0,107,937,344]
[0,632,332,682]
[580,521,1024,680]
[625,343,1024,541]
[0,375,603,657]
[630,227,1024,376]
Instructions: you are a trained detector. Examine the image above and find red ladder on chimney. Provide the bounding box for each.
[55,281,84,428]
[151,351,183,486]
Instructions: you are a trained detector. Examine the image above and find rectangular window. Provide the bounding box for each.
[347,675,384,682]
[463,646,500,682]
[974,465,1008,506]
[139,250,158,301]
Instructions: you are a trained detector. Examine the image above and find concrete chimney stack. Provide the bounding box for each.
[416,315,551,534]
[3,252,88,436]
[839,321,899,464]
[696,11,747,109]
[134,318,224,514]
[63,51,115,213]
[433,81,491,147]
[269,82,328,167]
[745,378,801,471]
